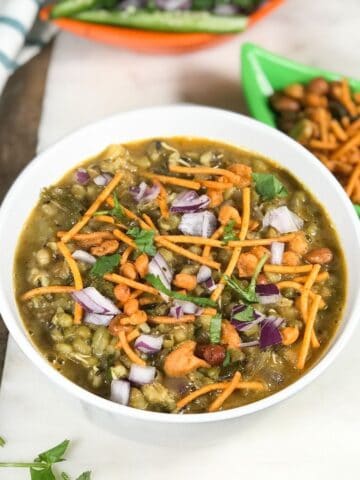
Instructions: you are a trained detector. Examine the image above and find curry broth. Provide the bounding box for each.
[14,137,346,413]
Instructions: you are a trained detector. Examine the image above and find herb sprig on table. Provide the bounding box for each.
[0,439,91,479]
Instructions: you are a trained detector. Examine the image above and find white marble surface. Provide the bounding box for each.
[1,0,360,478]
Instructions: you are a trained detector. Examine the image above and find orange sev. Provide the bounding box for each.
[340,78,357,117]
[297,294,321,369]
[169,165,241,184]
[105,197,151,230]
[159,235,224,248]
[61,171,122,243]
[143,172,201,190]
[348,118,360,135]
[293,271,329,283]
[228,233,295,248]
[300,264,321,348]
[104,273,158,295]
[129,289,143,299]
[176,379,265,410]
[264,264,313,274]
[211,187,251,302]
[154,179,169,218]
[142,213,157,231]
[276,281,325,309]
[115,328,140,349]
[200,180,233,190]
[57,231,114,241]
[113,229,136,248]
[345,162,360,197]
[92,215,115,224]
[208,371,242,412]
[330,119,347,142]
[149,315,196,324]
[120,246,134,265]
[57,241,83,324]
[155,237,220,270]
[331,131,360,160]
[202,225,224,258]
[118,330,145,366]
[21,285,77,301]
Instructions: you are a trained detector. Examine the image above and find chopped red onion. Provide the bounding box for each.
[271,241,285,265]
[259,316,283,349]
[134,334,163,354]
[231,305,265,331]
[84,312,113,326]
[129,182,160,203]
[203,277,217,292]
[71,249,96,265]
[74,168,90,185]
[148,252,173,300]
[129,364,156,385]
[94,173,112,186]
[111,379,130,406]
[197,265,212,283]
[179,211,217,238]
[169,305,183,319]
[263,206,303,234]
[255,284,281,304]
[170,190,210,214]
[173,299,203,315]
[72,287,120,315]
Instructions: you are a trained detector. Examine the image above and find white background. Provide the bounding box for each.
[1,0,360,478]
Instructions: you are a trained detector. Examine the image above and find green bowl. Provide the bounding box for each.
[240,42,360,216]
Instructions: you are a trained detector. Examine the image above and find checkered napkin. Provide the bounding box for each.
[0,0,56,95]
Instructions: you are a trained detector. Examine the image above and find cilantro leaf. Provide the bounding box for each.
[36,440,70,465]
[232,305,255,322]
[146,274,217,307]
[127,226,156,256]
[224,253,269,303]
[252,173,288,200]
[0,437,5,447]
[223,220,237,244]
[30,465,56,480]
[210,314,222,343]
[93,192,126,222]
[0,439,91,480]
[76,472,92,480]
[90,253,120,277]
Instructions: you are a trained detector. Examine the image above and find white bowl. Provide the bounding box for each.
[1,105,359,425]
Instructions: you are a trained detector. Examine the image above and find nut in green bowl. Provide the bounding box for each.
[241,42,360,216]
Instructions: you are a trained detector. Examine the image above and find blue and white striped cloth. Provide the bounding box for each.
[0,0,56,94]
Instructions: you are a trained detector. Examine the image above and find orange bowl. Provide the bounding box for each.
[40,0,285,54]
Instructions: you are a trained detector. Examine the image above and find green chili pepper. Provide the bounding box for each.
[72,9,248,33]
[51,0,118,19]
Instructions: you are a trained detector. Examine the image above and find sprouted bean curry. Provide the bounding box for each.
[14,138,346,414]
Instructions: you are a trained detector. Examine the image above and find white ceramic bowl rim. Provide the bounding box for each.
[0,105,359,424]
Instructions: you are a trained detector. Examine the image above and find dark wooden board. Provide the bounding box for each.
[0,43,53,382]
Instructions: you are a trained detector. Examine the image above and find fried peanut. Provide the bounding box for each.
[219,205,241,226]
[173,273,197,291]
[134,253,149,278]
[237,252,258,277]
[288,231,308,255]
[221,320,241,349]
[90,239,119,256]
[163,340,210,377]
[305,247,333,264]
